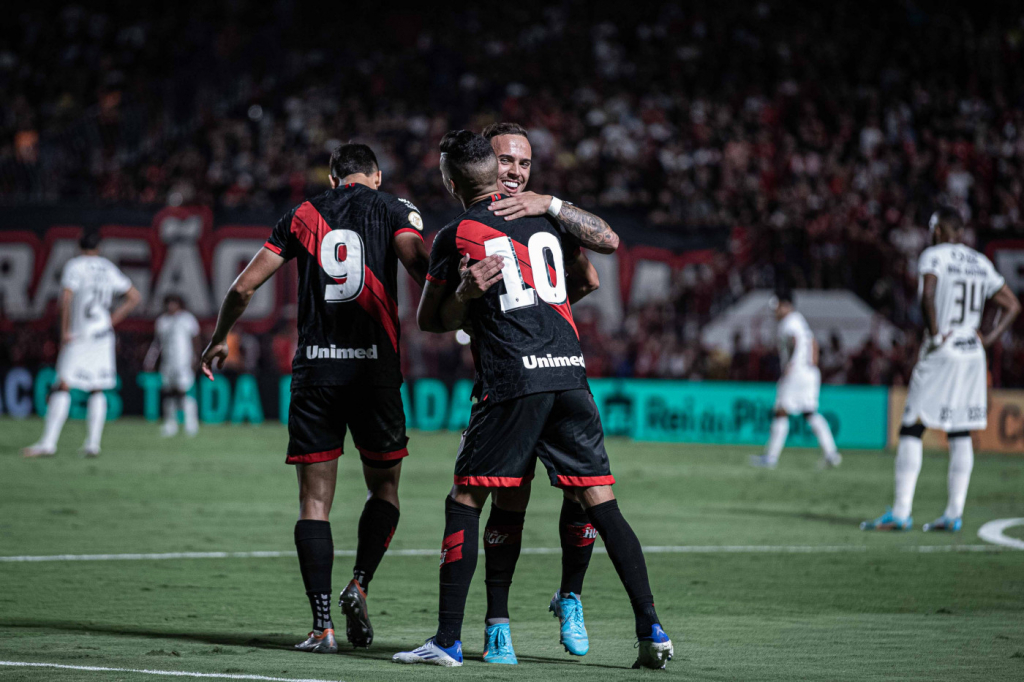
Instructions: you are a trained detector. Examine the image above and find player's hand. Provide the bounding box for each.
[456,254,504,303]
[200,340,229,381]
[488,192,552,221]
[924,332,951,355]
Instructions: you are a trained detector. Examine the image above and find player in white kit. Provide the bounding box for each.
[22,232,141,458]
[750,291,842,469]
[145,295,201,436]
[863,208,1020,532]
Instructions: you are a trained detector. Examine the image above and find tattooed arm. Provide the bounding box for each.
[488,191,620,254]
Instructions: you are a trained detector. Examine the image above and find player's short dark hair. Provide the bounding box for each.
[164,294,184,308]
[482,122,529,140]
[775,289,793,305]
[79,231,101,251]
[330,143,379,180]
[439,130,498,195]
[931,206,963,234]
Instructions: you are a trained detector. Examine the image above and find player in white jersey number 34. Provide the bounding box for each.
[750,291,841,470]
[22,232,141,458]
[863,208,1020,532]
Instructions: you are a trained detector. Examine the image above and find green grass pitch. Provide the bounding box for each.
[1,418,1023,681]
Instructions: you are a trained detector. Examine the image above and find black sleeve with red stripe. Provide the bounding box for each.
[264,206,299,260]
[426,225,459,287]
[382,192,425,241]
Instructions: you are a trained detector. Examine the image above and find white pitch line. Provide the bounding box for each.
[0,661,338,682]
[978,518,1024,550]
[0,544,1005,563]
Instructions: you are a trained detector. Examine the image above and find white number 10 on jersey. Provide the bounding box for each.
[484,233,566,312]
[321,229,365,302]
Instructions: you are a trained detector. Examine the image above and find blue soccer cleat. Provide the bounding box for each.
[482,622,518,664]
[634,623,674,669]
[549,592,589,656]
[922,515,962,532]
[860,507,912,531]
[392,638,463,667]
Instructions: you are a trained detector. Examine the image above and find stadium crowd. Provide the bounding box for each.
[4,1,1024,386]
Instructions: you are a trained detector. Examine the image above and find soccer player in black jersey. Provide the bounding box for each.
[473,122,607,658]
[393,131,673,669]
[201,143,429,654]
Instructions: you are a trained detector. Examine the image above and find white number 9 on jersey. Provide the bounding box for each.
[484,233,566,312]
[321,229,365,302]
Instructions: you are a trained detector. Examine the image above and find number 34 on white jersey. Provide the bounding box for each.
[917,243,1005,336]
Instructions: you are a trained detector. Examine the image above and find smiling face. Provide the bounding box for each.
[490,134,532,195]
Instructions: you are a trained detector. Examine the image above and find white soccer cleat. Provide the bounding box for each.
[818,452,842,469]
[21,444,55,458]
[161,422,179,437]
[393,638,463,667]
[749,454,778,469]
[634,624,674,670]
[78,446,100,458]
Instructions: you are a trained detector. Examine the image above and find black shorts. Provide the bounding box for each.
[454,389,614,488]
[286,385,408,467]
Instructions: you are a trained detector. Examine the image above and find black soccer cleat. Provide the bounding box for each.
[339,579,374,648]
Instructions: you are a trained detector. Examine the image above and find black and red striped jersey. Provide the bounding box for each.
[427,193,586,403]
[265,183,423,389]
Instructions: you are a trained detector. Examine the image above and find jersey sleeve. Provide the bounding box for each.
[264,206,299,260]
[385,194,425,240]
[918,247,942,278]
[426,226,459,288]
[981,255,1006,299]
[60,261,82,291]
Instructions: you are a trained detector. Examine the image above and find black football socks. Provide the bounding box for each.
[483,504,526,623]
[436,496,481,648]
[585,499,660,637]
[353,497,401,592]
[559,496,596,596]
[295,519,334,632]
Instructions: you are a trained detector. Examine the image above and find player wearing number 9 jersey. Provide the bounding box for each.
[201,143,429,652]
[863,207,1020,533]
[393,131,672,670]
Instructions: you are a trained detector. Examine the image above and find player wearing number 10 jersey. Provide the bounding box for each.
[201,143,429,653]
[393,130,673,670]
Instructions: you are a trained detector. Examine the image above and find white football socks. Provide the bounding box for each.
[38,390,71,451]
[807,413,838,457]
[84,391,107,453]
[764,416,789,463]
[162,396,179,435]
[944,437,974,519]
[892,436,923,520]
[183,396,199,435]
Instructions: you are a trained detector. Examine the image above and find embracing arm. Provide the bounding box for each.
[201,248,284,379]
[556,204,619,254]
[565,250,600,304]
[417,254,504,333]
[981,284,1021,348]
[488,192,620,254]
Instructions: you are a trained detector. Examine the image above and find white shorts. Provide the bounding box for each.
[57,333,116,392]
[775,366,821,415]
[902,332,988,432]
[161,365,195,393]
